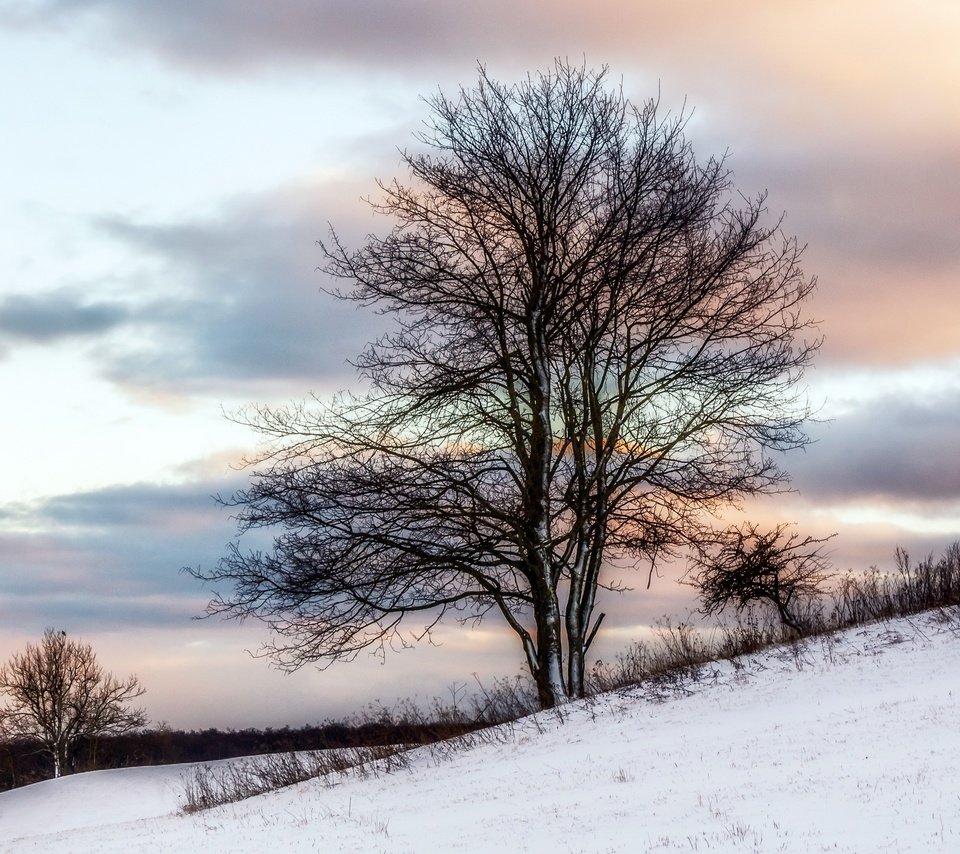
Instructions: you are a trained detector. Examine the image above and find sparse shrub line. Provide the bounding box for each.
[182,541,960,813]
[180,744,412,814]
[180,675,542,814]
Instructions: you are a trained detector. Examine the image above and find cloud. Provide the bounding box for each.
[3,0,684,74]
[0,476,260,633]
[5,3,956,382]
[786,388,960,508]
[716,134,960,369]
[30,481,227,532]
[96,216,344,390]
[731,142,960,276]
[9,182,390,396]
[8,0,957,131]
[0,290,131,342]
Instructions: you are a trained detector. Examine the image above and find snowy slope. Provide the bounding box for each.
[2,611,958,853]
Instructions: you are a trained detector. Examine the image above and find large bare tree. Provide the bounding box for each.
[195,62,820,708]
[0,629,147,778]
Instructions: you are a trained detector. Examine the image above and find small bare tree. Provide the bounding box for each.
[690,523,835,634]
[0,629,147,778]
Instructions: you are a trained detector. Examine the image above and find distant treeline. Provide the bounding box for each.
[0,717,477,791]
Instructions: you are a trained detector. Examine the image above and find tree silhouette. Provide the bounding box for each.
[194,62,820,708]
[0,629,146,777]
[691,523,835,634]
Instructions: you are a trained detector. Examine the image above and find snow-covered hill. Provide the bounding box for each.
[2,611,958,853]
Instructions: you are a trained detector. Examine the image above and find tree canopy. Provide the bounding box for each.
[0,629,146,778]
[690,523,835,634]
[194,61,820,708]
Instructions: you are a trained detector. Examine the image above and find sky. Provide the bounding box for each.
[1,0,958,729]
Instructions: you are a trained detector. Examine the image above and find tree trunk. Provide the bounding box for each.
[565,516,606,699]
[532,598,567,708]
[524,303,566,709]
[566,633,585,701]
[773,599,803,636]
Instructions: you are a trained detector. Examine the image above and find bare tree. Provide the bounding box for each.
[690,523,835,634]
[0,629,147,778]
[193,61,820,708]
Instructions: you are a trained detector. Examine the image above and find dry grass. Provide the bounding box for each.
[182,541,960,813]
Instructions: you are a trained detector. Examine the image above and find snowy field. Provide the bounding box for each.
[2,610,958,853]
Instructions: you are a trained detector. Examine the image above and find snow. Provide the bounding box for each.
[2,611,958,853]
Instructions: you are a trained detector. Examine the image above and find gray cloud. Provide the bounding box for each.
[5,3,957,380]
[709,134,960,369]
[60,185,391,394]
[786,389,960,506]
[0,290,131,342]
[3,0,675,73]
[33,481,229,531]
[0,476,268,633]
[728,142,960,275]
